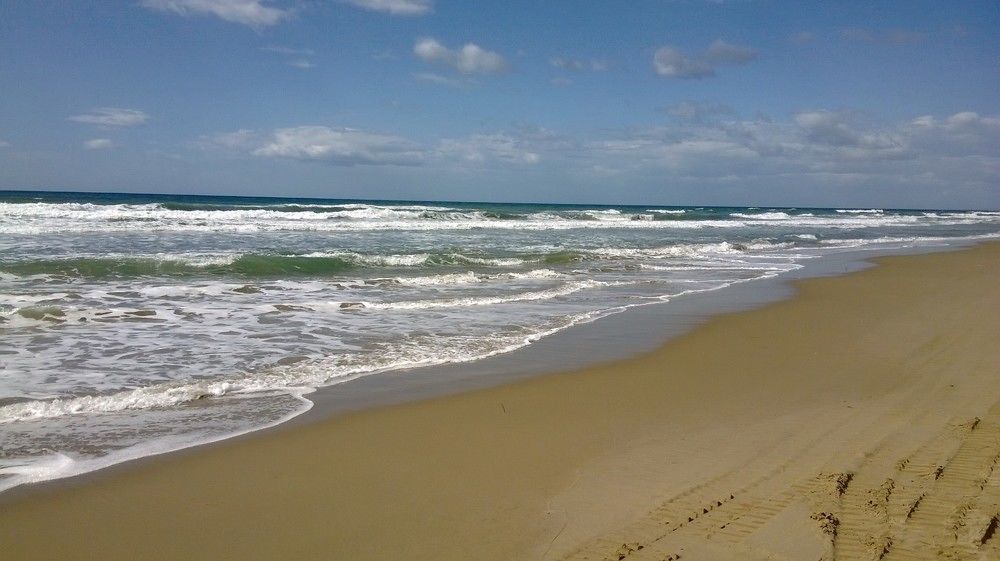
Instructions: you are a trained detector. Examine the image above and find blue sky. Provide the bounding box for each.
[1,1,998,208]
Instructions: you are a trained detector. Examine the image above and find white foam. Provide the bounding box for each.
[0,292,71,305]
[730,211,793,220]
[139,283,244,298]
[384,268,565,287]
[0,303,626,427]
[0,395,314,494]
[819,232,1000,249]
[299,251,535,268]
[6,201,995,235]
[329,279,614,311]
[585,241,792,259]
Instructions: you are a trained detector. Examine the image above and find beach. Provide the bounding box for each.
[9,194,999,491]
[5,1,999,558]
[2,242,998,560]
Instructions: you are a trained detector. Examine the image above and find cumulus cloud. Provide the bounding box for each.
[794,111,907,161]
[241,126,425,166]
[83,138,114,150]
[653,40,755,79]
[511,109,995,190]
[579,109,996,183]
[205,125,562,168]
[68,108,149,127]
[653,47,714,78]
[907,111,1000,156]
[199,110,998,204]
[910,111,1000,133]
[140,0,291,28]
[437,133,542,165]
[343,0,432,15]
[414,38,508,74]
[795,111,864,146]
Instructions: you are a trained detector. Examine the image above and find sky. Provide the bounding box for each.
[0,1,998,209]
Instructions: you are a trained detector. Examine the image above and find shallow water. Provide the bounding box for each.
[1,191,998,491]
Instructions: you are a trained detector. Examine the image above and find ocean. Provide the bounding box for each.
[1,190,998,492]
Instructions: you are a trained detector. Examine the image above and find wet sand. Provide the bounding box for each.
[2,243,999,560]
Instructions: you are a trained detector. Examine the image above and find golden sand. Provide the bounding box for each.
[2,244,999,560]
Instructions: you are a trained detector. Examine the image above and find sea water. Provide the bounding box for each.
[1,191,998,491]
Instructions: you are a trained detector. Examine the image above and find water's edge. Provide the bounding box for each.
[0,239,984,503]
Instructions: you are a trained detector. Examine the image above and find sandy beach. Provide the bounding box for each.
[2,243,999,561]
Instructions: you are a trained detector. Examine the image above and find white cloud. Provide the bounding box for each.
[343,0,432,15]
[437,133,542,165]
[84,138,114,150]
[252,126,425,165]
[653,40,757,79]
[139,0,291,28]
[653,47,714,78]
[579,109,981,181]
[795,111,863,146]
[0,140,9,148]
[794,111,907,160]
[705,39,757,64]
[550,76,573,87]
[414,38,508,74]
[68,108,149,127]
[931,111,1000,132]
[206,125,556,168]
[199,110,999,204]
[288,59,315,69]
[414,38,450,63]
[907,111,1000,155]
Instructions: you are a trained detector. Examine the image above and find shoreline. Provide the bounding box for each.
[0,240,978,499]
[3,242,999,560]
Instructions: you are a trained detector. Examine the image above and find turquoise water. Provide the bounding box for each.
[1,190,998,491]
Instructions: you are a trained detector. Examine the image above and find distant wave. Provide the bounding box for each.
[836,208,884,214]
[0,250,589,279]
[3,201,995,235]
[0,242,797,279]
